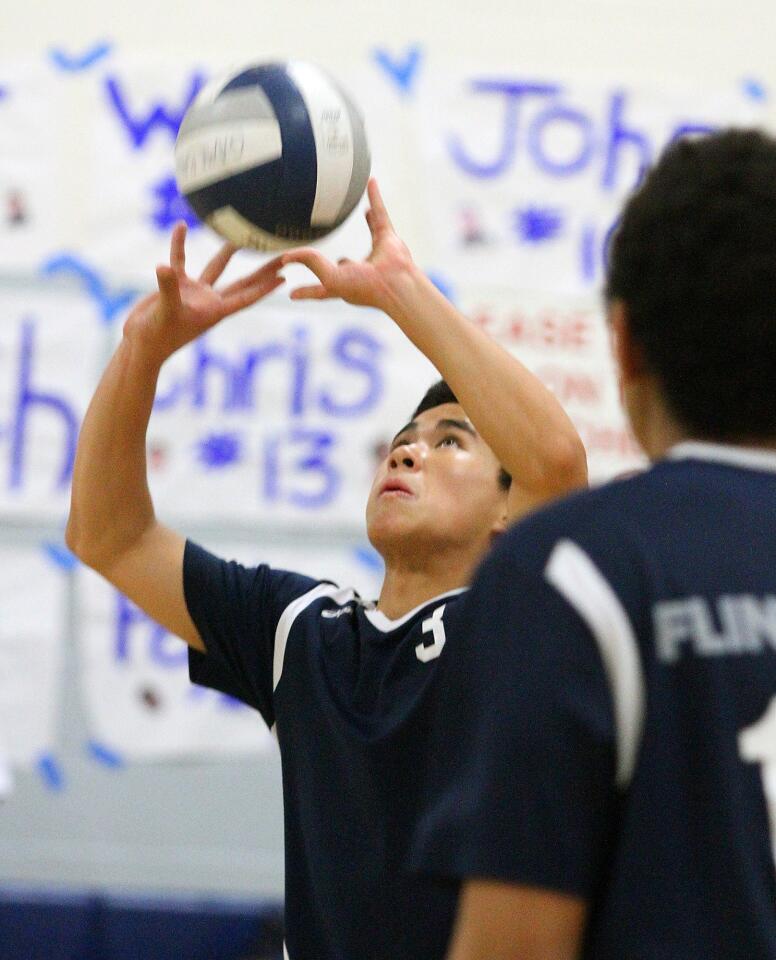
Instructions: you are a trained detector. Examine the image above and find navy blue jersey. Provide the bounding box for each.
[413,443,776,960]
[184,542,464,960]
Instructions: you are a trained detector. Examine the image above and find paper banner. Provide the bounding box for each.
[0,547,67,766]
[0,287,105,520]
[414,72,767,294]
[144,295,436,525]
[77,539,384,758]
[0,60,69,273]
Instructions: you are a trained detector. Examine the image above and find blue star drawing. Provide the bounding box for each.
[0,85,8,102]
[151,175,201,231]
[196,432,243,469]
[513,206,565,245]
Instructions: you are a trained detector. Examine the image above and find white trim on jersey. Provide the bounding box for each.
[668,441,776,474]
[544,539,646,789]
[273,584,359,690]
[363,588,467,633]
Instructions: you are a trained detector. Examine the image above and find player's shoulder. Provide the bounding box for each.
[184,539,346,614]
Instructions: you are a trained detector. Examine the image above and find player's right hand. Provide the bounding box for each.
[122,222,285,365]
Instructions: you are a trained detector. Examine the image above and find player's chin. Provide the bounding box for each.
[366,508,422,553]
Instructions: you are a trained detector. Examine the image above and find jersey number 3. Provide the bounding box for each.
[739,697,776,870]
[416,605,447,663]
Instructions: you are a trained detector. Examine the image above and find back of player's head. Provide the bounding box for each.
[606,129,776,441]
[412,380,511,490]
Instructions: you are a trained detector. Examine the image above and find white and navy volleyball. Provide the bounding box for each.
[174,61,371,250]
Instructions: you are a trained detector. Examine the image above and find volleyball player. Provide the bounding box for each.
[412,130,776,960]
[66,179,587,960]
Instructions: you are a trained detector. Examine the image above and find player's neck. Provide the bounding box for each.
[627,381,776,459]
[376,553,476,620]
[625,380,688,460]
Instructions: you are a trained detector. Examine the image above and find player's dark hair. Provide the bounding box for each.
[412,380,511,490]
[606,129,776,441]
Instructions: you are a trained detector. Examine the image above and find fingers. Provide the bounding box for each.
[169,222,187,274]
[220,256,285,297]
[280,248,336,287]
[289,284,331,301]
[199,241,238,286]
[223,276,286,313]
[156,264,183,316]
[366,178,394,233]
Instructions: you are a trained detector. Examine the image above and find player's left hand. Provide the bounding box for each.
[279,178,418,314]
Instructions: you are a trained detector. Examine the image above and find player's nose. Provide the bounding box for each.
[389,442,422,471]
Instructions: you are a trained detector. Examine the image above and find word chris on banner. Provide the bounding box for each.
[145,300,429,525]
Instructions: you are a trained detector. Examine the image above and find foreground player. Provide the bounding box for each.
[66,180,586,960]
[413,130,776,960]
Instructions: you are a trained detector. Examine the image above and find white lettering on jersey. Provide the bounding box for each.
[321,606,355,619]
[655,595,776,663]
[416,605,447,663]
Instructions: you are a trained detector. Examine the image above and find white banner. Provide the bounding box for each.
[455,286,644,482]
[409,71,768,479]
[414,72,767,294]
[0,547,66,766]
[83,55,391,283]
[77,538,384,759]
[145,295,436,525]
[0,287,103,520]
[0,60,69,273]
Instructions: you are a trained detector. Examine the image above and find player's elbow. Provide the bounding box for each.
[541,431,588,497]
[65,513,106,571]
[65,510,138,574]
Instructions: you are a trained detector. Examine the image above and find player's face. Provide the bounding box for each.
[366,403,508,560]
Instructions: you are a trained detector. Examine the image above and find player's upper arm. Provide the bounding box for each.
[447,879,587,960]
[506,446,588,524]
[100,521,205,651]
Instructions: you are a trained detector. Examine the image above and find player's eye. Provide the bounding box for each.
[437,435,461,448]
[390,435,412,452]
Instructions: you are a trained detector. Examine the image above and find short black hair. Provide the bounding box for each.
[606,129,776,441]
[412,380,511,490]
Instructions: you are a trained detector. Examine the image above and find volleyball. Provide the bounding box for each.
[174,61,371,251]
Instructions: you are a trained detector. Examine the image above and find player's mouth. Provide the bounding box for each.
[379,479,415,498]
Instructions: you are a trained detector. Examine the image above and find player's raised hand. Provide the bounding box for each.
[280,178,416,313]
[123,222,285,364]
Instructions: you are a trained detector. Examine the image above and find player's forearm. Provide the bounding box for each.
[66,336,163,569]
[446,881,585,960]
[381,267,588,497]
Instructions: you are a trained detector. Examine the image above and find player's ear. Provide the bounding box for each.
[609,299,648,383]
[489,493,510,541]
